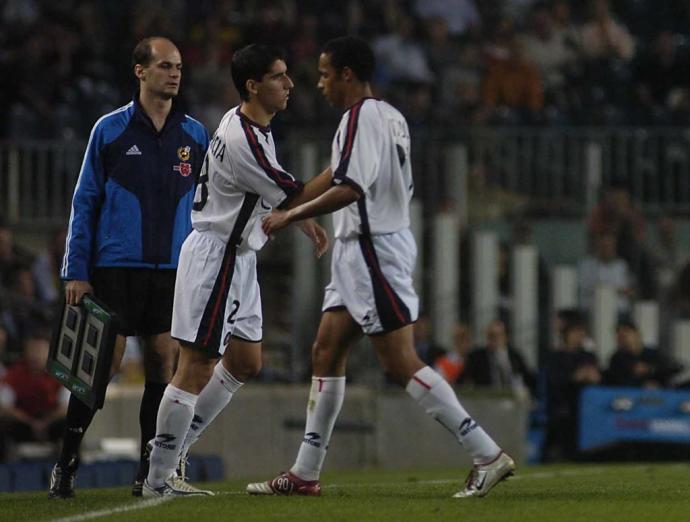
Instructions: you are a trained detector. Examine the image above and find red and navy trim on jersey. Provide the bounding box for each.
[195,193,259,350]
[239,113,302,203]
[358,233,412,332]
[332,97,371,194]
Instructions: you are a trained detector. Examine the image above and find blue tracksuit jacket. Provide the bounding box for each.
[61,96,210,281]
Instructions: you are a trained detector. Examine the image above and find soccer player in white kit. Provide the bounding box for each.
[143,44,332,497]
[249,36,515,499]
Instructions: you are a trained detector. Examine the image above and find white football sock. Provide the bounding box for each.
[147,385,197,487]
[290,376,345,481]
[406,366,501,464]
[181,361,244,454]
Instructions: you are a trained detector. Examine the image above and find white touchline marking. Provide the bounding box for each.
[51,497,172,522]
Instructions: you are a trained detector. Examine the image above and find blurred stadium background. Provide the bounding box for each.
[2,0,690,493]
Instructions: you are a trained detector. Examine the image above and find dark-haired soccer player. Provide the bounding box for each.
[143,44,330,497]
[248,36,515,499]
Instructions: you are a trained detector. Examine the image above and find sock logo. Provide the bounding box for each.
[191,415,204,431]
[303,432,322,448]
[459,417,478,437]
[154,433,177,450]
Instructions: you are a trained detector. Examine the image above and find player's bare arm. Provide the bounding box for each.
[280,167,333,209]
[64,279,94,305]
[262,184,360,235]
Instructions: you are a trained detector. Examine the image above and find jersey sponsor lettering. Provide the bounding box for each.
[209,134,226,162]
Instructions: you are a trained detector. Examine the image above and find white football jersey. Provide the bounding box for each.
[191,106,303,251]
[330,98,413,239]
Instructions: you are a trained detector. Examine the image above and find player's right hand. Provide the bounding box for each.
[65,280,93,305]
[262,209,293,235]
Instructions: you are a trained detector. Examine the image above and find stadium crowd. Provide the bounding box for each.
[4,0,690,140]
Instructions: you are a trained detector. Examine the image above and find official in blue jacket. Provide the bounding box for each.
[50,36,210,499]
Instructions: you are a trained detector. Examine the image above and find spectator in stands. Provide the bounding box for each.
[413,314,446,366]
[2,263,53,362]
[436,42,483,124]
[461,319,534,397]
[652,214,689,294]
[4,0,690,134]
[588,182,645,245]
[0,217,34,289]
[577,0,636,122]
[466,161,530,222]
[521,2,577,108]
[0,321,7,379]
[606,319,680,388]
[482,34,544,124]
[579,0,635,63]
[587,182,656,298]
[413,0,481,38]
[434,322,471,384]
[32,227,67,304]
[373,15,435,87]
[633,31,690,124]
[578,231,634,314]
[0,288,18,366]
[182,17,238,130]
[544,314,601,460]
[551,0,582,51]
[553,308,595,352]
[482,16,517,65]
[245,2,293,48]
[423,18,459,79]
[0,327,68,461]
[502,0,541,24]
[663,260,690,353]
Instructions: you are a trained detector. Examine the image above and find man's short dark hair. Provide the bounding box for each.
[617,317,637,331]
[558,308,587,334]
[132,36,163,68]
[24,324,52,344]
[231,44,286,101]
[322,36,375,82]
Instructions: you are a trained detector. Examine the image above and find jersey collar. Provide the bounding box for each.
[237,106,272,133]
[132,91,186,133]
[344,96,380,113]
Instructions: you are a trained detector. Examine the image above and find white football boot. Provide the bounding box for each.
[142,474,214,497]
[453,451,515,498]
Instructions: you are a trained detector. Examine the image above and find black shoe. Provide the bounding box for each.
[132,440,153,497]
[49,459,78,499]
[132,462,149,497]
[132,479,144,497]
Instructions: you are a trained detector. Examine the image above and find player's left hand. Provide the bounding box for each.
[297,219,329,258]
[262,209,293,235]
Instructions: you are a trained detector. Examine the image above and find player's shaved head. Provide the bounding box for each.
[321,36,375,82]
[132,36,178,68]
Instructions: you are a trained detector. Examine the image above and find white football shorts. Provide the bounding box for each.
[322,228,419,335]
[171,230,262,356]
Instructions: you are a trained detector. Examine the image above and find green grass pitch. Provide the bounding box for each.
[3,463,689,522]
